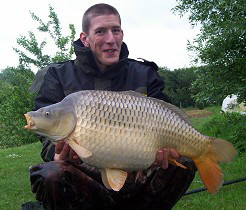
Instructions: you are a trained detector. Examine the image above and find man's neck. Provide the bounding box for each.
[95,60,111,73]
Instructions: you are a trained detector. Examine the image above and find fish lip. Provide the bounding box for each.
[24,114,35,130]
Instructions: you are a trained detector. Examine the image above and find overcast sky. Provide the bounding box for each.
[0,0,200,72]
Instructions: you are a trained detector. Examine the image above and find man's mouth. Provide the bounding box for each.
[103,49,116,53]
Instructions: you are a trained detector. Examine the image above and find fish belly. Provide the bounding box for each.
[72,125,162,170]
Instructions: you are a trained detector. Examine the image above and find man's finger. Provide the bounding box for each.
[155,150,163,166]
[58,143,70,160]
[170,149,180,160]
[55,141,65,154]
[161,148,169,169]
[68,148,78,160]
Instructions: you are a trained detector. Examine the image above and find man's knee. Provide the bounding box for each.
[30,161,68,188]
[29,161,114,209]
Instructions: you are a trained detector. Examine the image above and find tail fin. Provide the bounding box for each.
[194,137,237,194]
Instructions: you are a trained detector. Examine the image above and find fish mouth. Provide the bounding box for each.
[24,114,35,130]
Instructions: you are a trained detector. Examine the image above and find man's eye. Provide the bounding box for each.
[96,30,104,35]
[112,28,121,34]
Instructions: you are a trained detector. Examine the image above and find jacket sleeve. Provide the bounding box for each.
[33,65,66,162]
[147,69,171,103]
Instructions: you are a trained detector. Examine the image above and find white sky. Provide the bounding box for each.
[0,0,200,72]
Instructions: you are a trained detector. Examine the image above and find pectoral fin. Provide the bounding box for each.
[101,169,128,191]
[68,139,92,158]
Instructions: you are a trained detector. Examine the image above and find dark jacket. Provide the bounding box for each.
[31,39,169,161]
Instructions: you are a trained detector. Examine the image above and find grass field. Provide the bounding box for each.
[174,154,246,210]
[0,143,42,209]
[0,107,245,209]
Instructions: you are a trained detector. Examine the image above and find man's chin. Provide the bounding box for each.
[97,57,120,71]
[103,58,119,66]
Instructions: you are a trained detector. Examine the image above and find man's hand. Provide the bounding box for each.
[153,147,180,169]
[54,141,81,163]
[127,147,181,183]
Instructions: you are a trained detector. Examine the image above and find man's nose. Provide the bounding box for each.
[105,31,116,44]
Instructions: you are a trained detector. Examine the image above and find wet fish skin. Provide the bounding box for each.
[24,90,237,193]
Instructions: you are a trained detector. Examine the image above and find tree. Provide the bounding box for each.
[159,67,197,107]
[190,66,225,105]
[0,67,37,148]
[173,0,246,103]
[0,5,76,148]
[13,5,76,69]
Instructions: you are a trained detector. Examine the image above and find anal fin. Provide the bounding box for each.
[101,170,112,190]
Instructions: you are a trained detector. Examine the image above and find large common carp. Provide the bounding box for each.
[24,90,237,193]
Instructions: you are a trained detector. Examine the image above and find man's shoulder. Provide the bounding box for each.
[46,60,74,72]
[35,60,74,77]
[29,60,74,93]
[127,58,158,71]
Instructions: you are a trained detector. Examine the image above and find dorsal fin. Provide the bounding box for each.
[119,90,192,125]
[156,99,192,125]
[119,91,144,97]
[120,91,192,126]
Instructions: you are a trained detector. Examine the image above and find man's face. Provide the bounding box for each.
[80,14,124,71]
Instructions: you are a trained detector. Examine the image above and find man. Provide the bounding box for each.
[29,3,196,210]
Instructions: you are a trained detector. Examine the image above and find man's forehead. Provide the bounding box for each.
[89,14,121,29]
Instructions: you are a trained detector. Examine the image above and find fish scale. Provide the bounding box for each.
[25,90,238,193]
[71,91,187,169]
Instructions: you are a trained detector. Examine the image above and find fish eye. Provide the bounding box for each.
[45,112,50,117]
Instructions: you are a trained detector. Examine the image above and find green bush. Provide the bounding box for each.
[202,112,246,153]
[0,67,38,148]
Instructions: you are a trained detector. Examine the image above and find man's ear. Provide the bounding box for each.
[80,32,90,47]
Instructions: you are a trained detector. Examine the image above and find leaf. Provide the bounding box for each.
[14,5,76,69]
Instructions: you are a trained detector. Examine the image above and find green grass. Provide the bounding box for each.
[174,154,246,210]
[1,144,245,209]
[0,142,42,209]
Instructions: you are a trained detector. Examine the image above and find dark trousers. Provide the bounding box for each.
[30,159,196,210]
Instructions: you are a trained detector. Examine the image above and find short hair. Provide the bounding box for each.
[82,3,121,34]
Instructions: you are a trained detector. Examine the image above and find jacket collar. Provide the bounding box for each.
[74,39,129,78]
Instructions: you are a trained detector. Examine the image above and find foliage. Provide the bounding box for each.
[13,4,76,69]
[0,5,77,148]
[0,67,37,148]
[159,67,197,107]
[190,66,225,105]
[173,0,246,103]
[198,111,246,153]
